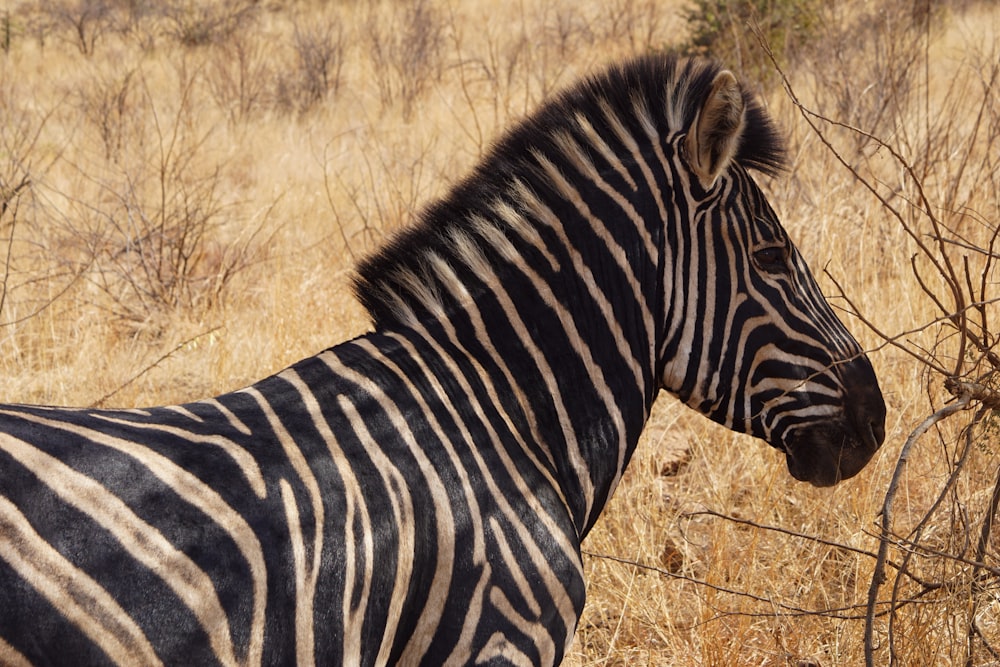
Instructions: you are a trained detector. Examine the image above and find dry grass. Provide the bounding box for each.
[1,0,998,664]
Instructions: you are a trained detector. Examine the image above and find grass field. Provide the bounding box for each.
[1,0,998,664]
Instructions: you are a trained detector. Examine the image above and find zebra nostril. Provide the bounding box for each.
[869,418,885,448]
[841,357,887,451]
[852,418,882,450]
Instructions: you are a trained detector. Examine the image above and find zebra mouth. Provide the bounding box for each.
[781,419,883,487]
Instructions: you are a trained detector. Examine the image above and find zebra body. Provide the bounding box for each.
[1,334,586,665]
[0,55,885,665]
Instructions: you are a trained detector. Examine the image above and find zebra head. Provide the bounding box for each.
[659,63,886,487]
[355,55,886,495]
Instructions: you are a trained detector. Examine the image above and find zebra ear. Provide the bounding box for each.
[685,70,746,189]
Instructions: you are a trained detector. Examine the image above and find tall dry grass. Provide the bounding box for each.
[0,0,997,664]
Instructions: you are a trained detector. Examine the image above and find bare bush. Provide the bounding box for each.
[802,1,931,158]
[597,0,664,52]
[366,0,444,119]
[112,0,158,50]
[272,16,346,115]
[528,4,594,99]
[683,0,822,83]
[74,66,139,162]
[291,17,345,111]
[319,130,441,258]
[0,79,71,328]
[42,0,116,55]
[56,69,273,332]
[162,0,257,48]
[444,2,598,153]
[0,142,35,323]
[206,28,272,123]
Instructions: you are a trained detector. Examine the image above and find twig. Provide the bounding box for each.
[971,621,1000,664]
[827,267,1000,377]
[685,509,941,589]
[582,549,930,623]
[864,395,973,667]
[90,326,223,408]
[886,406,984,663]
[967,448,1000,666]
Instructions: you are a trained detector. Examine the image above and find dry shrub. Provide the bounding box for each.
[206,27,272,123]
[206,14,347,121]
[43,0,116,55]
[161,0,257,48]
[0,73,66,331]
[52,64,274,335]
[289,17,345,112]
[597,0,666,52]
[365,0,445,119]
[683,0,821,83]
[74,65,138,161]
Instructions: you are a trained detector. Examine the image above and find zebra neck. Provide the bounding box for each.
[353,170,666,534]
[381,222,658,535]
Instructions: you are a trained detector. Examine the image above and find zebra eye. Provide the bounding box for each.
[753,245,788,273]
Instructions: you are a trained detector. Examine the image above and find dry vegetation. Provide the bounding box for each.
[0,0,997,664]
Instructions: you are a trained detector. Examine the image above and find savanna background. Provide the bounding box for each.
[0,0,998,664]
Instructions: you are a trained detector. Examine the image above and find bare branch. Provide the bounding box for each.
[865,396,974,666]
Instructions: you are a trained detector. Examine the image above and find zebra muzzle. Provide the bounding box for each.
[783,357,887,487]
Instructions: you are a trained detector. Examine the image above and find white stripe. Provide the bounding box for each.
[202,397,254,436]
[330,391,415,665]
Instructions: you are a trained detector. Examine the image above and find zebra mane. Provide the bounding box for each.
[352,53,786,328]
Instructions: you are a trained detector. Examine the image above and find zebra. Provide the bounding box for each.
[0,54,885,666]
